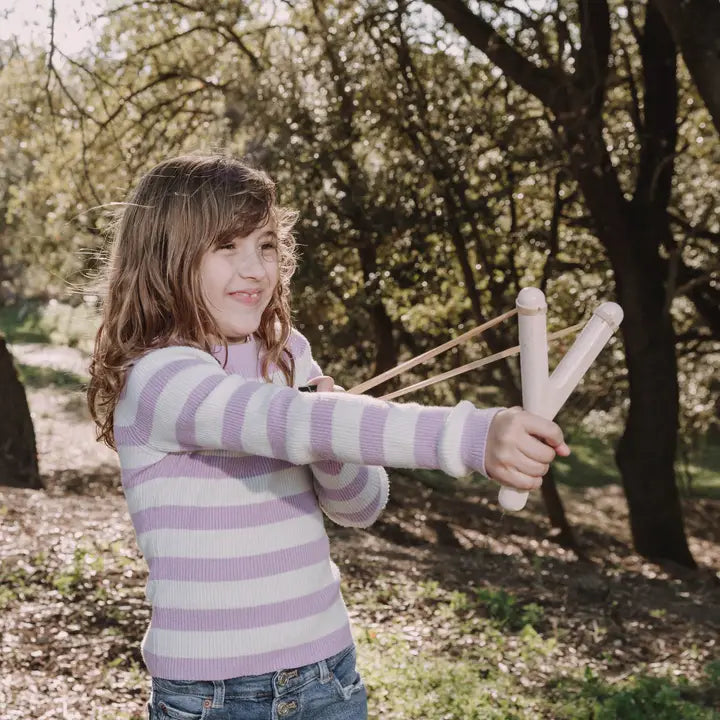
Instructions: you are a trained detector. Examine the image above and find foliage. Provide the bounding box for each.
[1,1,719,564]
[551,666,720,719]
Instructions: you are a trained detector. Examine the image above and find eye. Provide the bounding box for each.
[216,239,236,251]
[260,241,279,260]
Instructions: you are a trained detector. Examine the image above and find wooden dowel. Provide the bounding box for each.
[347,308,518,395]
[378,322,585,401]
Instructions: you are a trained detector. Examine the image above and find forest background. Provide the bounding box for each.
[0,1,719,718]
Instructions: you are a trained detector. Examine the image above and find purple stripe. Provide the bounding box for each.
[220,383,270,450]
[143,625,353,681]
[461,408,497,475]
[316,466,369,502]
[122,453,293,490]
[287,330,307,358]
[221,380,280,450]
[175,375,225,448]
[267,389,294,459]
[151,581,341,631]
[309,397,338,457]
[359,404,390,464]
[218,343,260,376]
[115,358,203,445]
[132,490,318,533]
[413,408,447,468]
[328,484,383,525]
[312,460,343,476]
[149,535,329,581]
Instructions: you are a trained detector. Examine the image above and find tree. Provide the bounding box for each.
[421,0,718,566]
[3,0,717,558]
[650,0,720,135]
[0,337,40,488]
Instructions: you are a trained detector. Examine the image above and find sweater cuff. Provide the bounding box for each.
[460,407,504,477]
[437,400,476,477]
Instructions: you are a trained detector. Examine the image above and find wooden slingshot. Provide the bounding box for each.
[347,287,623,511]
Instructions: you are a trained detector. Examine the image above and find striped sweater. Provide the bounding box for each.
[115,329,499,680]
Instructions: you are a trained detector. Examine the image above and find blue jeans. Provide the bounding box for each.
[147,645,367,720]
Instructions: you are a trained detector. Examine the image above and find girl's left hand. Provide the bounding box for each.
[307,375,346,392]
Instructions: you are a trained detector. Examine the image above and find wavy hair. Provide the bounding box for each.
[87,154,299,449]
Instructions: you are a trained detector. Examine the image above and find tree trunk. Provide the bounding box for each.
[650,0,720,135]
[357,244,399,380]
[615,294,694,566]
[0,338,41,489]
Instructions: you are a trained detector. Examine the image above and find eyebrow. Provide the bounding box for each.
[260,230,279,239]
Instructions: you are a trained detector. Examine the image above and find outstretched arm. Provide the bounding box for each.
[115,344,498,481]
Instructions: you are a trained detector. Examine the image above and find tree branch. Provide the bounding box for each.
[423,0,570,114]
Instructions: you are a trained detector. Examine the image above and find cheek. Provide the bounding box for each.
[201,256,232,294]
[267,260,280,288]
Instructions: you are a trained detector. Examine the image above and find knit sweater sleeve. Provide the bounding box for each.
[115,345,500,479]
[290,329,389,528]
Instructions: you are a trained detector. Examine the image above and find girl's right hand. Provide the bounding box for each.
[306,375,345,392]
[484,407,570,491]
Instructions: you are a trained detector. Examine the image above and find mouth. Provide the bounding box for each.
[229,290,263,306]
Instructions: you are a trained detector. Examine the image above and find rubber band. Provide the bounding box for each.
[348,308,518,395]
[377,322,584,401]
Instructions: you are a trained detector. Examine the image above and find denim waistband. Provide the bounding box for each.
[151,644,355,702]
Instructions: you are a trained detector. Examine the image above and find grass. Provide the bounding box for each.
[551,430,621,488]
[679,434,720,498]
[356,617,720,719]
[550,666,720,719]
[16,363,88,390]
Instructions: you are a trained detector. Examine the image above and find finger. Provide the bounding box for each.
[523,414,565,449]
[333,385,346,392]
[501,468,543,492]
[518,436,556,464]
[555,442,571,457]
[512,454,550,478]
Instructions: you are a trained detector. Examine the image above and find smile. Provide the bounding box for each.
[229,291,263,306]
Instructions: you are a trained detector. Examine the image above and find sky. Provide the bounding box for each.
[0,0,107,55]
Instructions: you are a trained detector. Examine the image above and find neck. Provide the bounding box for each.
[212,334,252,346]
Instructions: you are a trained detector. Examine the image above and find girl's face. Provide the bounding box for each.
[200,220,280,342]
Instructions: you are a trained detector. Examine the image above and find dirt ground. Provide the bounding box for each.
[1,344,719,719]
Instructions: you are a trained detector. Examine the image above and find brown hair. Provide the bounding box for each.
[87,154,299,449]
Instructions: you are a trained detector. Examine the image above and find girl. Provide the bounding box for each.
[88,154,568,720]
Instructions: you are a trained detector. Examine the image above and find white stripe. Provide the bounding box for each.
[115,346,212,427]
[124,467,313,513]
[291,338,314,384]
[310,462,351,489]
[239,382,284,458]
[319,467,388,515]
[138,511,326,559]
[330,395,363,463]
[192,374,249,449]
[146,559,340,609]
[284,392,314,465]
[382,403,420,467]
[144,595,349,658]
[118,444,165,471]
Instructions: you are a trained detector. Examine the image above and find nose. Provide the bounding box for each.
[234,246,267,279]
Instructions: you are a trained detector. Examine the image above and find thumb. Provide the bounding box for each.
[307,375,335,392]
[554,442,571,457]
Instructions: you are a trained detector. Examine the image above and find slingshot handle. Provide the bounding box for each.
[498,288,623,512]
